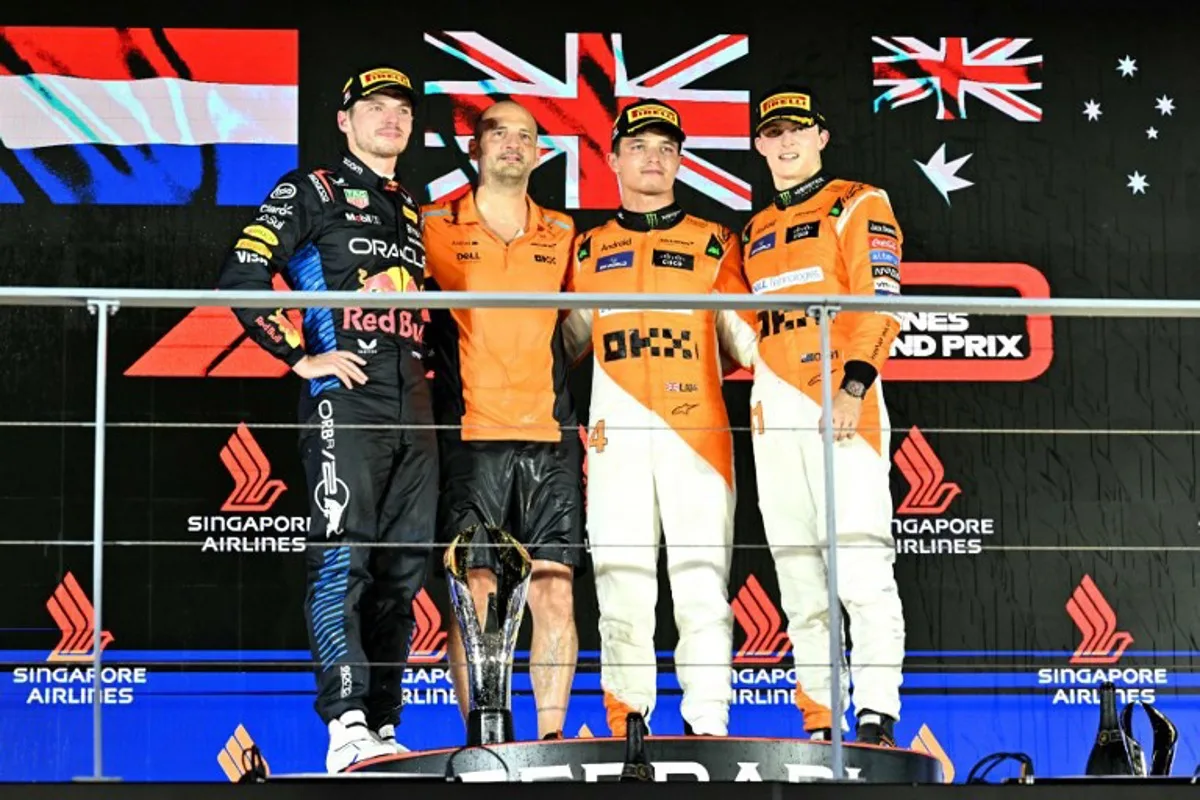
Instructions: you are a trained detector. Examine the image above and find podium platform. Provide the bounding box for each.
[343,735,944,782]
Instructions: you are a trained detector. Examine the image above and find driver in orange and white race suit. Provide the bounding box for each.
[563,99,756,738]
[738,85,906,747]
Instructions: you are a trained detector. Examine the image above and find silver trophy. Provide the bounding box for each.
[444,525,532,746]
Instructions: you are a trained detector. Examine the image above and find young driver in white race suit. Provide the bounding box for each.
[563,100,756,737]
[736,85,906,746]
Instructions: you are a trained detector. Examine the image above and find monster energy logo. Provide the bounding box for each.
[646,212,658,227]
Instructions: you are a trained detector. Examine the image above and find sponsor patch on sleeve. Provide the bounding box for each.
[242,224,279,246]
[872,264,901,282]
[869,249,900,266]
[867,220,897,238]
[874,277,900,296]
[235,238,273,259]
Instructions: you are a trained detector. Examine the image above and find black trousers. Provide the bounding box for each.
[299,387,437,729]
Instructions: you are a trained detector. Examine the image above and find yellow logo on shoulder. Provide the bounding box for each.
[235,238,273,259]
[242,225,279,246]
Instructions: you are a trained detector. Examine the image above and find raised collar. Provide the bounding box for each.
[615,202,685,232]
[773,171,832,210]
[340,150,403,193]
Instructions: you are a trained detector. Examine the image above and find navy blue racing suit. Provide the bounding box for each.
[217,149,437,729]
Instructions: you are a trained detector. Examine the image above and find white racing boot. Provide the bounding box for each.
[374,724,410,755]
[326,710,395,773]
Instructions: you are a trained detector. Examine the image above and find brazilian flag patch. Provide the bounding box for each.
[577,236,591,262]
[828,199,843,217]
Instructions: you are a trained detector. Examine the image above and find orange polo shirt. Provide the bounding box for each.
[421,191,577,442]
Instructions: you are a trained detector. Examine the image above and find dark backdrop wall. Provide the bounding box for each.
[1,0,1198,782]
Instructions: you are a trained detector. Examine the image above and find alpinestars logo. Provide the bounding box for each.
[12,573,147,705]
[1039,575,1165,705]
[403,589,455,706]
[422,32,751,210]
[730,575,795,706]
[46,572,112,663]
[192,424,307,553]
[892,427,994,555]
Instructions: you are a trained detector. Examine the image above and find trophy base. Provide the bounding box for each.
[466,708,514,746]
[341,735,945,783]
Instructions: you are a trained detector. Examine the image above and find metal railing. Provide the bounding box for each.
[6,286,1200,783]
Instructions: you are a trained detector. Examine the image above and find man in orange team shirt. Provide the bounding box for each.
[563,99,756,738]
[740,85,906,746]
[421,100,581,740]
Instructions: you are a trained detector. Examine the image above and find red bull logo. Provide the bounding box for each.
[346,267,424,340]
[266,310,303,348]
[358,266,417,293]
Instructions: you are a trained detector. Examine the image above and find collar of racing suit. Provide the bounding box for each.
[615,202,685,232]
[772,171,832,210]
[340,149,405,195]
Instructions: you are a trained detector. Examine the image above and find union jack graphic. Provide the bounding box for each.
[872,37,1043,122]
[422,32,751,210]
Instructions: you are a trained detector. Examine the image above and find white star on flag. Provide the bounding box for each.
[1116,56,1137,77]
[1155,95,1175,115]
[1083,99,1102,120]
[915,143,974,204]
[1146,126,1158,139]
[1127,171,1148,194]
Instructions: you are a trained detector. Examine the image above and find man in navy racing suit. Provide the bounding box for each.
[216,65,436,773]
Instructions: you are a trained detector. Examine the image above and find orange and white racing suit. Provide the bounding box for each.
[740,173,906,731]
[564,204,754,736]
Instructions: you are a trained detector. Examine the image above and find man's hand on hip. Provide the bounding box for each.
[293,351,369,389]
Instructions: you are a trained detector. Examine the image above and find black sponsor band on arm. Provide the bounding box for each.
[841,360,878,392]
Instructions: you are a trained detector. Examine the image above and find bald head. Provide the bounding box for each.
[471,100,539,188]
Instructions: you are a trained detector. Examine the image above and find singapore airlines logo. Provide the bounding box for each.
[46,572,113,662]
[1066,575,1133,665]
[894,426,961,514]
[220,423,287,512]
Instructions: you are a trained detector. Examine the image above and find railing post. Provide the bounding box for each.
[812,303,845,780]
[83,299,118,782]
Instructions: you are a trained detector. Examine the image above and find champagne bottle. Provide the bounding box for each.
[1085,682,1135,776]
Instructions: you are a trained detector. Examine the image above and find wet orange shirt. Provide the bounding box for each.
[740,178,903,453]
[567,214,749,485]
[421,192,576,442]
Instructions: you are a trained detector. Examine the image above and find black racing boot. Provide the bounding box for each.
[855,711,896,747]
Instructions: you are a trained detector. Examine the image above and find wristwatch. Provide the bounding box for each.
[843,379,867,399]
